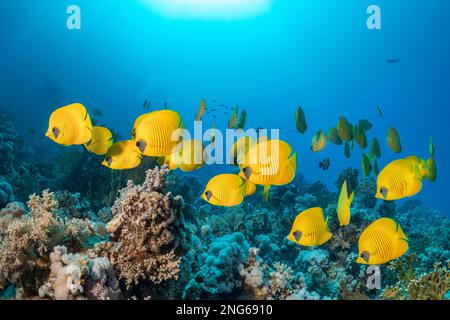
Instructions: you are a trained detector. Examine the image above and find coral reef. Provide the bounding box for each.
[0,112,449,302]
[0,190,96,296]
[183,232,249,299]
[106,166,190,287]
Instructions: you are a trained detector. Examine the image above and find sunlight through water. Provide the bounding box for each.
[139,0,274,20]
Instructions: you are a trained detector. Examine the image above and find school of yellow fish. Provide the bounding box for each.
[45,101,438,266]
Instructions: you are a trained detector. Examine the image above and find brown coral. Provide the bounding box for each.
[0,190,96,296]
[106,166,189,287]
[383,260,450,300]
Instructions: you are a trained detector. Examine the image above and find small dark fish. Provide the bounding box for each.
[376,105,383,119]
[27,127,36,135]
[386,59,401,64]
[92,108,104,117]
[142,99,151,110]
[211,108,216,111]
[212,99,217,103]
[213,115,217,118]
[164,102,168,109]
[220,104,225,107]
[319,158,331,171]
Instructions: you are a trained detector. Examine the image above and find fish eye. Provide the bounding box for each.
[243,167,252,180]
[52,127,60,139]
[380,187,388,199]
[293,230,302,242]
[136,140,147,153]
[361,251,370,263]
[106,157,113,167]
[204,191,212,201]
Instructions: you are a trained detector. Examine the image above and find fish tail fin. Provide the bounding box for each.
[262,185,271,202]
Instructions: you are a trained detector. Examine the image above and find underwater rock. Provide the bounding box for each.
[107,166,191,287]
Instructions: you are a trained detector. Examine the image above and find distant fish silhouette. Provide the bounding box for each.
[386,59,401,64]
[376,105,383,119]
[319,158,331,171]
[142,99,151,110]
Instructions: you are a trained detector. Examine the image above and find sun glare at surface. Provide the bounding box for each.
[139,0,274,20]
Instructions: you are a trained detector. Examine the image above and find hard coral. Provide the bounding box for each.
[0,190,96,296]
[107,165,190,286]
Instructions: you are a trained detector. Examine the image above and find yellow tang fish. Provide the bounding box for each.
[102,140,142,170]
[84,126,113,155]
[376,156,433,200]
[160,139,204,172]
[337,180,354,226]
[357,217,408,265]
[287,207,332,247]
[196,98,206,122]
[239,139,297,201]
[201,174,253,207]
[45,103,92,146]
[133,110,183,157]
[311,130,327,152]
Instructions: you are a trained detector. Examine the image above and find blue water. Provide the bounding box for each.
[0,0,449,214]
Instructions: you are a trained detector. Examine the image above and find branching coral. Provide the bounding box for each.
[383,261,450,300]
[106,165,190,287]
[239,248,318,300]
[38,245,122,300]
[0,190,96,296]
